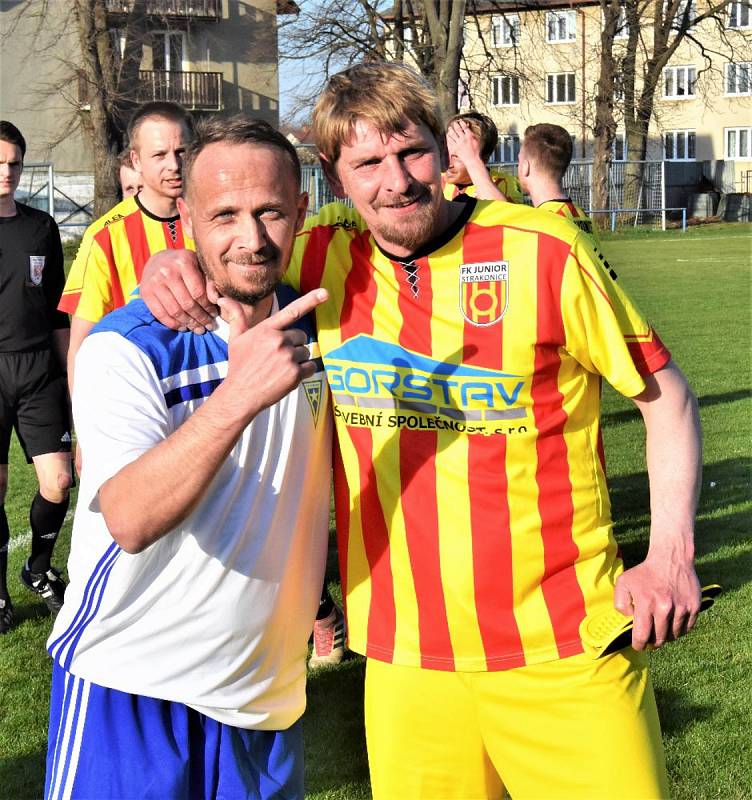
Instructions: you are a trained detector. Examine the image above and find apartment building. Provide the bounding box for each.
[0,0,296,172]
[459,0,751,189]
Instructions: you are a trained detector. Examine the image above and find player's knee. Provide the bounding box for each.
[40,472,72,502]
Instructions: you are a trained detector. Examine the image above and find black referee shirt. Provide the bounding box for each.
[0,202,70,352]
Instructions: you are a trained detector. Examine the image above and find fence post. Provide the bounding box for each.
[661,160,666,231]
[682,207,686,232]
[47,164,54,218]
[611,211,616,232]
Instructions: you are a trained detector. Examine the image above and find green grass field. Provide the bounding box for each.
[1,223,750,799]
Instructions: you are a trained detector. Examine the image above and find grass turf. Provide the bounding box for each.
[0,222,749,799]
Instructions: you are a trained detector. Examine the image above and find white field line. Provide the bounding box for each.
[8,509,74,554]
[626,234,751,244]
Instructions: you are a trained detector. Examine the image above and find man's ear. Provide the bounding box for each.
[177,196,193,240]
[130,148,142,174]
[296,191,309,231]
[320,155,346,199]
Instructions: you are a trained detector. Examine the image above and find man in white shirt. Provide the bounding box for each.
[45,116,331,800]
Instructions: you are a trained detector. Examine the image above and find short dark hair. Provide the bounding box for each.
[117,148,134,169]
[127,101,194,149]
[447,111,498,163]
[0,121,26,159]
[523,124,573,181]
[182,115,301,197]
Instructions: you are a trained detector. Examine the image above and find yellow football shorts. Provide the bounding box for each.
[365,649,669,799]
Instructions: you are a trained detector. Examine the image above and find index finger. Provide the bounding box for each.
[265,288,329,330]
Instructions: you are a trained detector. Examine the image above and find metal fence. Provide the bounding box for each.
[15,163,54,217]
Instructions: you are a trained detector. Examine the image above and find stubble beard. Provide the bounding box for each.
[195,243,281,306]
[373,187,439,253]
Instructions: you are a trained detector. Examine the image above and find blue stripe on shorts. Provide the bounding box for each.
[45,661,304,800]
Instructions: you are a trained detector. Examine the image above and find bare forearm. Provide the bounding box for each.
[615,362,702,647]
[51,328,70,376]
[99,382,258,553]
[464,161,506,201]
[640,365,702,556]
[68,317,95,398]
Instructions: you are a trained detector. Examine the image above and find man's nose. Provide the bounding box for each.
[383,156,412,195]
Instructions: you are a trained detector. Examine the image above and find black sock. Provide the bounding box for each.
[28,491,69,575]
[0,506,8,600]
[317,585,335,620]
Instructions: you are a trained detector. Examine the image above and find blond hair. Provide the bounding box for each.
[312,61,442,164]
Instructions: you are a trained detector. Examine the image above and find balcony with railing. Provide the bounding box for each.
[105,0,221,20]
[137,70,223,110]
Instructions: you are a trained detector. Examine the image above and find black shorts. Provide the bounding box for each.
[0,349,71,464]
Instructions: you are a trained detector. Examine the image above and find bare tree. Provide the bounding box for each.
[280,0,467,121]
[617,0,734,209]
[74,0,150,216]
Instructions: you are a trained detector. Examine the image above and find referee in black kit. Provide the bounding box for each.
[0,121,72,633]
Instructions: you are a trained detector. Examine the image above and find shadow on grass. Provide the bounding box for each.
[0,751,46,800]
[10,599,52,627]
[654,687,714,738]
[601,388,752,427]
[608,456,751,550]
[303,657,369,795]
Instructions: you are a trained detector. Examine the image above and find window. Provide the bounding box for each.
[492,15,520,47]
[726,62,752,94]
[663,65,697,98]
[546,72,576,103]
[153,31,185,72]
[663,130,696,160]
[726,127,752,159]
[728,0,751,28]
[547,10,577,42]
[669,0,696,30]
[495,135,520,163]
[608,3,630,38]
[613,132,626,161]
[491,75,520,106]
[613,74,625,100]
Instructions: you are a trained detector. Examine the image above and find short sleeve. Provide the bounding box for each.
[73,331,170,506]
[561,232,671,398]
[68,237,115,323]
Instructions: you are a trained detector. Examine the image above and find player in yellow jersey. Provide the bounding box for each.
[139,63,703,799]
[518,122,601,247]
[443,111,522,203]
[60,102,195,400]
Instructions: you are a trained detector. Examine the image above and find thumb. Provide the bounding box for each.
[217,296,248,339]
[613,576,635,617]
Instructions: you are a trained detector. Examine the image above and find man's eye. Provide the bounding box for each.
[260,209,282,220]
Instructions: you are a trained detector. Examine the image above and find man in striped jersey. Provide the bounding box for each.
[442,111,523,203]
[59,102,195,400]
[518,122,602,247]
[45,118,331,799]
[141,62,703,799]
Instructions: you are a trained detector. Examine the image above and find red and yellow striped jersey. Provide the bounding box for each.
[286,199,669,672]
[538,198,601,248]
[442,168,523,203]
[59,194,194,322]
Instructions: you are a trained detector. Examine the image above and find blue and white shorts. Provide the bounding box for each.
[45,662,304,800]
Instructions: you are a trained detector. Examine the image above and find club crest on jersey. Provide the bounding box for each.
[29,255,45,286]
[303,379,323,426]
[459,260,508,326]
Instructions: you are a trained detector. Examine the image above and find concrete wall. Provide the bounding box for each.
[0,0,281,173]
